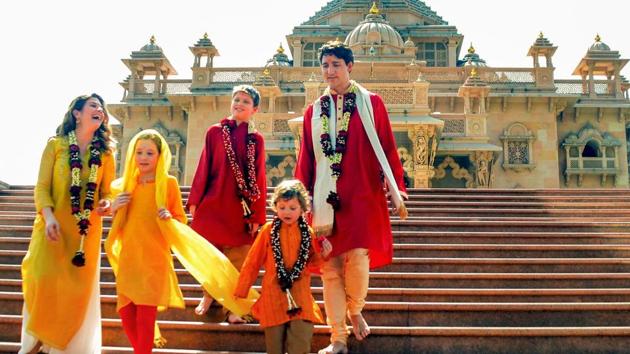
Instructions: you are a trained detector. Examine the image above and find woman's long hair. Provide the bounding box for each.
[56,93,116,154]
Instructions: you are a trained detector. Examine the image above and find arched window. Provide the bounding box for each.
[582,141,601,157]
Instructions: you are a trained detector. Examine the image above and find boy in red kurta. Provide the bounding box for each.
[187,85,267,322]
[296,41,407,354]
[235,180,332,354]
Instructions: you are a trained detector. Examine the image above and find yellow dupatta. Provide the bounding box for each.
[105,129,259,343]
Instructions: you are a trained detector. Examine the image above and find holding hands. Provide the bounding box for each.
[318,236,333,258]
[95,199,112,216]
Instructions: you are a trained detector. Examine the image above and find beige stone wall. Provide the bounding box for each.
[486,97,561,189]
[556,105,629,188]
[182,96,232,184]
[115,105,188,179]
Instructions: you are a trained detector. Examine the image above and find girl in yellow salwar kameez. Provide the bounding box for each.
[20,93,116,354]
[106,129,259,353]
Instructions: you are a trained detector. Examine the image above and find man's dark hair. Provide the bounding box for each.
[319,40,354,65]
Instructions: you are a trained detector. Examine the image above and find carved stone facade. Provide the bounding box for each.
[107,1,630,189]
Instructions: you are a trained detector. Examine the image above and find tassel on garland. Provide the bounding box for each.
[241,199,253,219]
[71,236,86,267]
[285,289,302,316]
[397,202,408,220]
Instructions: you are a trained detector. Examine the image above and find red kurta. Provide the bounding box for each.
[187,118,267,249]
[296,93,406,269]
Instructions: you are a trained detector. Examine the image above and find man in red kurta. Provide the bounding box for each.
[296,41,407,354]
[187,85,267,322]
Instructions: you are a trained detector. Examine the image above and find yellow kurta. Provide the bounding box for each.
[105,129,259,327]
[21,136,115,349]
[115,176,187,311]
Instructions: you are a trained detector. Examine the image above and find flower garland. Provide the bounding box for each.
[68,130,102,267]
[270,215,311,316]
[319,83,358,210]
[221,119,260,219]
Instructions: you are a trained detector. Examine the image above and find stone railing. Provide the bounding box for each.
[122,79,191,100]
[554,79,612,96]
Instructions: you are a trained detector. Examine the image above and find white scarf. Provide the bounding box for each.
[311,81,407,236]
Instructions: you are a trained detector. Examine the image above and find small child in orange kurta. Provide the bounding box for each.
[235,180,332,354]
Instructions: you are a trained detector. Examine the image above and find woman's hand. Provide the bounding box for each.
[95,199,112,216]
[112,192,131,213]
[42,208,61,242]
[319,236,333,258]
[188,205,196,218]
[158,208,172,220]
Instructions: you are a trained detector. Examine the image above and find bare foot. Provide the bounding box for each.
[349,313,370,341]
[318,341,348,354]
[194,294,214,316]
[227,312,246,324]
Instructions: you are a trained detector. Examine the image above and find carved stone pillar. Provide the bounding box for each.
[407,121,442,188]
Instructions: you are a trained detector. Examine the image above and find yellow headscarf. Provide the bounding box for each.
[105,129,259,337]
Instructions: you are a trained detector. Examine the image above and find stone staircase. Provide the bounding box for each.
[1,186,630,353]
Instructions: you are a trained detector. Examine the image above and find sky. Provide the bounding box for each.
[1,0,629,185]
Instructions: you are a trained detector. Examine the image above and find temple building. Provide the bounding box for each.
[108,0,630,189]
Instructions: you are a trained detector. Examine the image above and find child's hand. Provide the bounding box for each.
[95,199,112,216]
[158,208,172,220]
[319,236,332,258]
[112,192,131,213]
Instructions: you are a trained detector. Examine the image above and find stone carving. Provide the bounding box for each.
[434,156,474,188]
[442,119,465,136]
[266,155,297,186]
[500,122,536,171]
[370,88,414,104]
[469,151,496,188]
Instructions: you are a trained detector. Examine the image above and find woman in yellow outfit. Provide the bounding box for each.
[106,129,259,353]
[20,93,116,354]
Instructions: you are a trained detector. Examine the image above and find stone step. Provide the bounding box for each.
[391,219,630,232]
[7,192,630,203]
[3,315,630,354]
[6,186,630,195]
[5,199,630,211]
[6,214,630,227]
[5,229,630,246]
[4,292,630,327]
[6,248,630,268]
[4,263,630,288]
[5,277,630,302]
[395,231,630,244]
[6,207,630,219]
[0,342,264,354]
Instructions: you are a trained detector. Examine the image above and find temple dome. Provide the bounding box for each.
[344,3,404,55]
[590,34,611,51]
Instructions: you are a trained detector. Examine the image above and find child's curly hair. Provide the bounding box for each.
[270,179,310,213]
